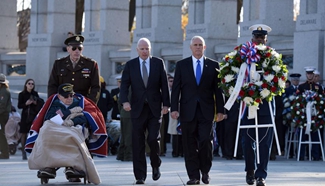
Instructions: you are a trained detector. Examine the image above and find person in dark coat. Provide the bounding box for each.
[18,78,44,160]
[111,76,121,120]
[97,76,113,122]
[119,38,170,184]
[48,35,100,103]
[170,36,225,185]
[0,74,11,159]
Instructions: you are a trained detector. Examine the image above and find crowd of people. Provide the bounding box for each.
[0,23,324,186]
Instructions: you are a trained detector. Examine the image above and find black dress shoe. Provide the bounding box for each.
[256,177,266,186]
[187,179,200,185]
[246,170,255,185]
[136,179,145,184]
[152,167,161,181]
[201,173,210,184]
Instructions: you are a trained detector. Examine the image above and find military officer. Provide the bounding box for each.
[297,67,323,161]
[297,67,323,95]
[48,35,100,103]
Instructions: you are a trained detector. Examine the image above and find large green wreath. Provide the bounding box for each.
[291,90,325,132]
[218,42,288,106]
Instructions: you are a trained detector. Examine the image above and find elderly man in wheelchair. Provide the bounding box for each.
[25,83,107,184]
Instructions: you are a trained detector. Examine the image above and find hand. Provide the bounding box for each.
[216,113,225,122]
[171,111,179,119]
[69,106,83,113]
[162,106,169,115]
[25,99,33,106]
[123,102,131,111]
[62,119,74,127]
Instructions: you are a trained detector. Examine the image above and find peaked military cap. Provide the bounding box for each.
[304,66,316,74]
[289,73,301,80]
[64,35,84,46]
[249,24,272,36]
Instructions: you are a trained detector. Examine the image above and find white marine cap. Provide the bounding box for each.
[249,24,272,35]
[304,66,316,73]
[314,69,320,75]
[115,75,122,81]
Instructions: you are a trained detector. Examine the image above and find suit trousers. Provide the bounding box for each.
[181,103,213,180]
[131,104,161,180]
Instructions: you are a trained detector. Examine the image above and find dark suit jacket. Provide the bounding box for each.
[171,56,224,122]
[119,56,170,118]
[111,87,120,120]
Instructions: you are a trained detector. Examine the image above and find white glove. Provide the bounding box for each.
[62,119,74,127]
[70,106,83,113]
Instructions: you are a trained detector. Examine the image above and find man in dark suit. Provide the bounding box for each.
[119,38,170,184]
[171,36,225,185]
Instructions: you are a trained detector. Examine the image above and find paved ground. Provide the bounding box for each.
[0,145,325,186]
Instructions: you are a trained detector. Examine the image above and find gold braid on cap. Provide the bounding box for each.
[62,85,74,92]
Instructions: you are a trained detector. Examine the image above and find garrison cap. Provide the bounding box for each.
[249,24,272,36]
[58,83,75,97]
[64,35,84,46]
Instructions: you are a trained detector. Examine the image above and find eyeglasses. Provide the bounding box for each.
[62,93,74,98]
[27,82,34,85]
[71,46,83,51]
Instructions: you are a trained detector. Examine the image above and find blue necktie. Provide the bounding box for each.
[196,60,201,85]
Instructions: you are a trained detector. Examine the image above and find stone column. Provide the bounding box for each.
[131,0,183,58]
[293,0,325,82]
[0,0,18,52]
[184,0,238,58]
[239,0,295,45]
[26,0,75,93]
[83,0,130,85]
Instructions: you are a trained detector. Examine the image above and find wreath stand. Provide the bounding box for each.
[233,101,281,164]
[297,129,325,161]
[285,126,299,159]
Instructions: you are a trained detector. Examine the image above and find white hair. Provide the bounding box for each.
[190,36,205,46]
[137,38,151,48]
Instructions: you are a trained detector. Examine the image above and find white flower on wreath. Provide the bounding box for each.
[231,66,239,73]
[262,59,270,68]
[229,86,234,94]
[296,103,300,107]
[271,50,280,58]
[220,62,229,70]
[255,45,267,51]
[278,78,286,88]
[272,65,281,73]
[260,88,270,98]
[264,74,274,82]
[296,111,300,115]
[224,74,234,83]
[321,100,324,104]
[254,81,263,86]
[284,102,290,108]
[301,115,305,119]
[228,50,237,57]
[243,97,254,105]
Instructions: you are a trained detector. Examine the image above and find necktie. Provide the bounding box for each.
[142,60,148,87]
[196,60,201,85]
